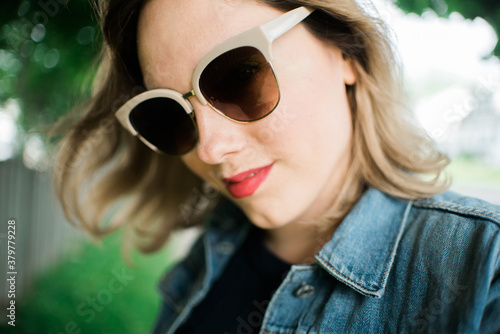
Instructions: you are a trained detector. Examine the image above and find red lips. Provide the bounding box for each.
[223,163,274,198]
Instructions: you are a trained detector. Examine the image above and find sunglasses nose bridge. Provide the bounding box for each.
[182,89,209,116]
[182,90,195,100]
[182,90,196,111]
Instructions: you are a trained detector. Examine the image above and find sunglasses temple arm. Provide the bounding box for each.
[260,7,314,44]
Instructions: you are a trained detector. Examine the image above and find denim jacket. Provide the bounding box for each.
[152,188,500,334]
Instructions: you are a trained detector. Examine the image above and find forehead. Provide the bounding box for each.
[137,0,282,90]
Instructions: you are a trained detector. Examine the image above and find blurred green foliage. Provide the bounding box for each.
[395,0,500,56]
[0,232,174,334]
[0,0,99,133]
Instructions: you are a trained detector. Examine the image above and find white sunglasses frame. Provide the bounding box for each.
[115,6,314,153]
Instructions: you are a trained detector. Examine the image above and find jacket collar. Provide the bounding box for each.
[315,188,413,298]
[202,199,252,289]
[206,188,412,299]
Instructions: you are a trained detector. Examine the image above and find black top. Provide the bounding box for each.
[175,224,291,334]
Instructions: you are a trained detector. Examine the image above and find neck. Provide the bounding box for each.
[262,217,339,264]
[260,148,354,264]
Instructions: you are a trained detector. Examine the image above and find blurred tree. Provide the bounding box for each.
[0,0,99,134]
[395,0,500,56]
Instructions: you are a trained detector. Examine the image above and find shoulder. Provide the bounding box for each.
[403,190,500,255]
[396,191,500,285]
[404,191,500,256]
[394,192,500,332]
[412,191,500,228]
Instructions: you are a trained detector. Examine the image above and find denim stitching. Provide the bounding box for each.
[315,201,412,297]
[376,199,413,291]
[316,258,380,296]
[413,200,500,227]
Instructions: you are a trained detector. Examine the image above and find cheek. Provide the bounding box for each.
[259,58,352,161]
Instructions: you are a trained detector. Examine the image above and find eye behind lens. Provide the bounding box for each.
[199,46,280,122]
[129,97,198,155]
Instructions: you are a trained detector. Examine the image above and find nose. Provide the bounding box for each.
[189,98,246,164]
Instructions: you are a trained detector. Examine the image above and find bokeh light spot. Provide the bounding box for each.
[77,26,96,45]
[33,43,48,63]
[17,1,31,17]
[20,40,34,58]
[31,24,46,42]
[43,49,60,69]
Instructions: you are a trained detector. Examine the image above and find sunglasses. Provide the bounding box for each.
[115,6,314,155]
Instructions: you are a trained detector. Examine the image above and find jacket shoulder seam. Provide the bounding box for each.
[412,199,500,228]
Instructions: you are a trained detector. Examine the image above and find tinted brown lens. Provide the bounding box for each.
[129,97,198,155]
[200,47,279,122]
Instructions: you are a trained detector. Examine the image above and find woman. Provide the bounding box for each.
[53,0,500,333]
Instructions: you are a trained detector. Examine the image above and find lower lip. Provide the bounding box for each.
[225,164,274,199]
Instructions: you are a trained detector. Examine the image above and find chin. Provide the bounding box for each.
[237,201,295,230]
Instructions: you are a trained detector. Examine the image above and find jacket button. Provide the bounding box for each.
[294,282,315,298]
[217,241,234,255]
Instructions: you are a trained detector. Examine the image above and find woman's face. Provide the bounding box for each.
[137,0,356,230]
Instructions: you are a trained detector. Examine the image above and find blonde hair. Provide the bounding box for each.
[52,0,449,255]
